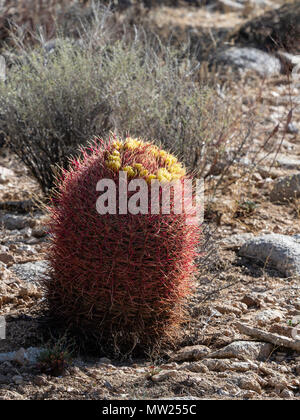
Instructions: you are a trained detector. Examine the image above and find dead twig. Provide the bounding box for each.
[236,322,300,353]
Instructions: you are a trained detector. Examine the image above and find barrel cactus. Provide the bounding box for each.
[46,136,201,353]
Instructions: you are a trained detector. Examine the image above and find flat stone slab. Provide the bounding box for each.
[0,347,44,364]
[275,156,300,170]
[239,234,300,277]
[208,341,273,361]
[10,260,50,284]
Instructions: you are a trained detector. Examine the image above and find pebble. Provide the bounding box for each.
[12,375,24,385]
[151,370,177,383]
[270,173,300,202]
[0,252,15,265]
[281,389,294,399]
[169,345,210,362]
[33,375,49,386]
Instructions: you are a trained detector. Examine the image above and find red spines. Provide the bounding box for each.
[46,136,201,352]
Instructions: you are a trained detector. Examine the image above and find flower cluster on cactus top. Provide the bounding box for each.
[105,137,186,183]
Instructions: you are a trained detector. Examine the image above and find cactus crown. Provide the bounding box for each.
[105,137,186,183]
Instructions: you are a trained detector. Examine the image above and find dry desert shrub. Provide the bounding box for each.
[0,4,288,195]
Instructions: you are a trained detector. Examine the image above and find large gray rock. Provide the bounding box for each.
[0,347,44,364]
[270,173,300,202]
[239,234,300,277]
[11,260,50,284]
[214,47,282,77]
[229,1,300,54]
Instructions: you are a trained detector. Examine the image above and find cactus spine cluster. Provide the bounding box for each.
[46,136,201,353]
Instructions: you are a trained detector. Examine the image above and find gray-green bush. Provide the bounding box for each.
[0,40,112,192]
[0,14,251,193]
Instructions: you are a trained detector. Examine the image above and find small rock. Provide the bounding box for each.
[255,309,284,326]
[0,174,8,184]
[239,234,300,277]
[0,214,35,230]
[18,283,43,298]
[214,304,242,316]
[238,377,262,394]
[208,341,273,361]
[202,359,257,373]
[33,375,48,386]
[268,375,288,390]
[0,252,15,265]
[270,173,300,202]
[287,123,299,135]
[281,388,294,399]
[11,260,50,284]
[241,294,261,308]
[32,225,48,238]
[12,375,23,385]
[98,357,111,365]
[169,345,210,362]
[151,370,177,383]
[0,166,14,179]
[0,374,10,384]
[178,362,209,374]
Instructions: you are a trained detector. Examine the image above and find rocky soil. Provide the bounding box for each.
[0,0,300,400]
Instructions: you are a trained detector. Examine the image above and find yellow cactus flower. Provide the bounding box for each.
[165,155,178,166]
[169,163,185,176]
[140,169,149,177]
[108,154,120,160]
[106,160,121,172]
[159,150,168,160]
[149,145,160,158]
[107,155,121,164]
[122,166,136,178]
[111,150,120,156]
[157,168,172,182]
[133,163,143,171]
[170,173,182,180]
[112,140,123,150]
[147,174,156,184]
[124,137,143,151]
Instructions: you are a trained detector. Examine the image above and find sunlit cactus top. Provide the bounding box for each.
[105,136,186,183]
